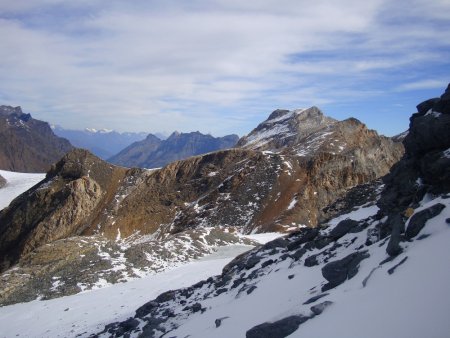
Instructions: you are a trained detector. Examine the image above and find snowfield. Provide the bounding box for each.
[0,170,45,210]
[0,245,251,338]
[0,235,275,338]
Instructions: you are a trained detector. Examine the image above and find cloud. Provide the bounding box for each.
[397,79,449,91]
[0,0,449,136]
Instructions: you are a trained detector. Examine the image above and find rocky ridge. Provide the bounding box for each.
[0,106,402,304]
[109,131,239,169]
[0,106,73,172]
[94,85,450,338]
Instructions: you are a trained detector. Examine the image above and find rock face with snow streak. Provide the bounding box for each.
[95,85,450,338]
[0,105,402,303]
[0,105,73,172]
[237,107,336,151]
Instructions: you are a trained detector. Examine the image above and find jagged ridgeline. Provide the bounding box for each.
[0,105,403,304]
[93,86,450,338]
[109,131,239,169]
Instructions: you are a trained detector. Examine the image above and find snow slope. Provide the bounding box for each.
[0,233,279,338]
[94,191,450,338]
[0,245,251,338]
[0,170,45,210]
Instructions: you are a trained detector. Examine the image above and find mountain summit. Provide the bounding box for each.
[237,107,336,151]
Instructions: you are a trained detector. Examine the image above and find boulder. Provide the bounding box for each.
[404,113,450,157]
[321,251,370,291]
[0,174,6,189]
[328,219,359,240]
[246,315,310,338]
[405,203,446,239]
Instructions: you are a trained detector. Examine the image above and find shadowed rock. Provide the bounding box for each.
[405,203,445,239]
[246,315,310,338]
[322,251,370,291]
[0,105,73,172]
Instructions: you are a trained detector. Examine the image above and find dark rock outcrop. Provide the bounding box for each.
[0,174,5,188]
[0,105,73,172]
[378,84,450,251]
[321,251,370,291]
[246,315,311,338]
[380,84,450,214]
[405,203,445,239]
[386,214,405,256]
[329,219,360,240]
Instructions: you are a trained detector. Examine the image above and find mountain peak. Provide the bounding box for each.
[237,106,335,151]
[0,105,73,172]
[85,128,114,134]
[169,131,181,138]
[0,105,23,116]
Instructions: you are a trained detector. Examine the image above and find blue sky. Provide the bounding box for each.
[0,0,449,137]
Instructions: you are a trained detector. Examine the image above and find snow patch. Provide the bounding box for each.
[0,170,45,210]
[287,197,297,210]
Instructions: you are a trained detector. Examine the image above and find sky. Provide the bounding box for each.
[0,0,449,137]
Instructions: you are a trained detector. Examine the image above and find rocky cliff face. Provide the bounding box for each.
[0,149,128,272]
[0,106,73,172]
[109,131,239,169]
[95,86,450,338]
[379,84,450,214]
[0,105,403,303]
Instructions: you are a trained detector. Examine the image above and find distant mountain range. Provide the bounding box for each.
[0,106,73,172]
[0,105,239,173]
[52,126,149,160]
[109,131,239,168]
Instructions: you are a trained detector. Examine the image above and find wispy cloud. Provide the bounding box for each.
[0,0,449,136]
[397,79,448,91]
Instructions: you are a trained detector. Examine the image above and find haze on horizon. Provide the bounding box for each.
[0,0,449,137]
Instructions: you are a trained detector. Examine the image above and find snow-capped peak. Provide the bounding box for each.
[237,106,336,151]
[85,128,114,134]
